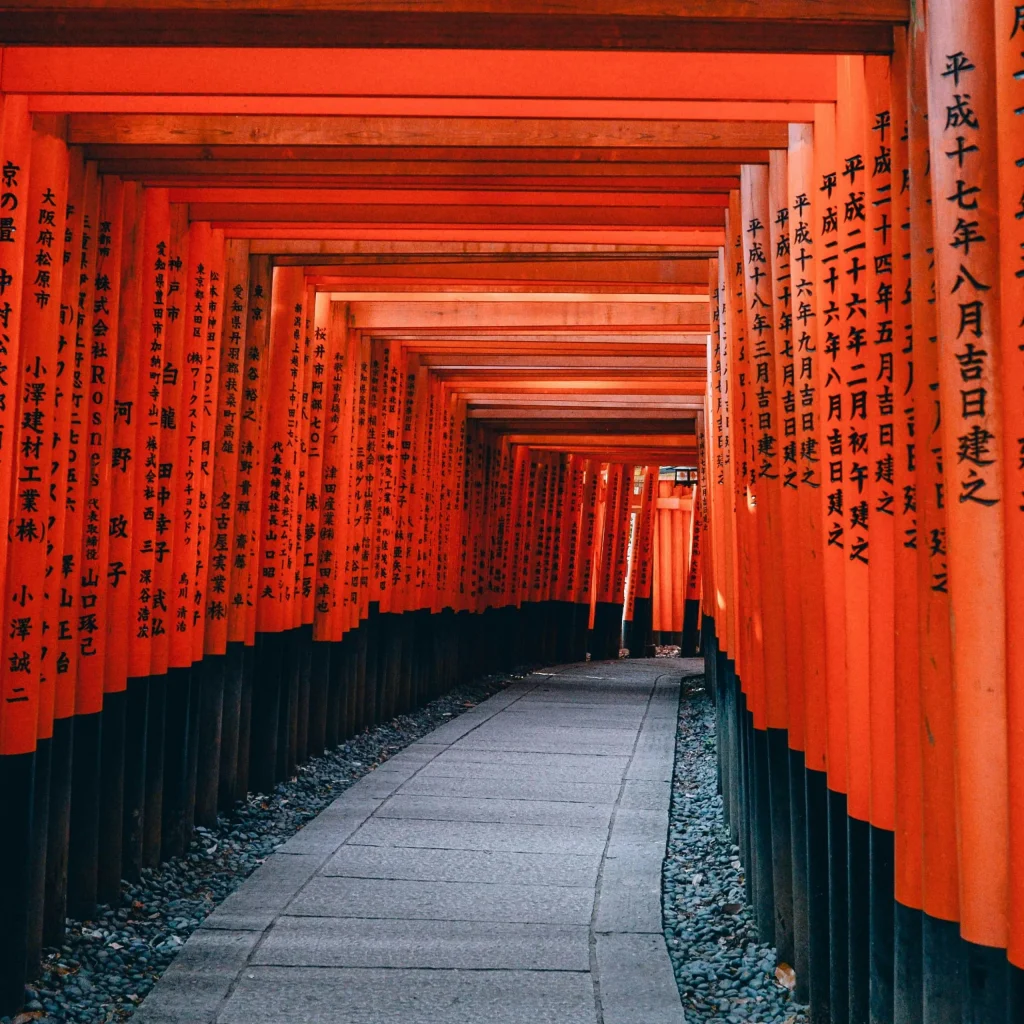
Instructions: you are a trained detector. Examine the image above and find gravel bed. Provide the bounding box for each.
[5,670,520,1024]
[663,674,809,1024]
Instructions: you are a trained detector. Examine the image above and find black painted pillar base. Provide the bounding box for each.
[122,675,148,881]
[182,667,202,852]
[542,601,560,665]
[415,608,433,703]
[806,767,831,1024]
[341,630,357,740]
[97,690,127,905]
[828,789,850,1024]
[557,600,575,664]
[364,606,381,728]
[249,632,282,795]
[279,628,301,780]
[738,696,752,906]
[296,624,313,767]
[848,815,871,1024]
[44,716,74,946]
[161,667,193,862]
[354,620,369,731]
[961,939,1007,1024]
[922,913,962,1023]
[591,600,623,660]
[629,594,655,658]
[219,643,244,811]
[26,736,51,973]
[195,655,225,828]
[143,673,166,868]
[325,638,344,749]
[752,725,776,946]
[869,825,895,1024]
[0,751,35,1017]
[767,727,794,967]
[379,613,400,721]
[1008,961,1024,1024]
[789,747,811,1005]
[681,597,701,656]
[308,639,330,758]
[235,645,255,802]
[67,709,103,919]
[894,902,923,1024]
[570,601,589,662]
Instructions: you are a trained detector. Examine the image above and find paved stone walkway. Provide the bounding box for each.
[135,660,687,1024]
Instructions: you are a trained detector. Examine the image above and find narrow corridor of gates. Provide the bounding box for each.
[130,660,688,1024]
[1,2,1024,1023]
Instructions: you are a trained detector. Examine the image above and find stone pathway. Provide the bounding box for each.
[134,660,686,1024]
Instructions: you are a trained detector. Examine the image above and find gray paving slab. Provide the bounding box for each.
[456,727,640,755]
[429,746,630,769]
[132,930,260,1024]
[498,710,648,730]
[507,698,648,712]
[619,778,674,810]
[597,933,688,1024]
[338,769,411,799]
[253,917,591,970]
[421,750,630,780]
[375,793,614,828]
[322,844,602,886]
[594,845,666,934]
[346,816,610,855]
[521,692,651,705]
[132,658,687,1024]
[395,773,622,804]
[216,966,598,1024]
[202,853,322,931]
[271,800,379,856]
[288,875,595,924]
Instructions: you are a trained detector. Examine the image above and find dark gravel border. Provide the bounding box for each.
[6,670,522,1024]
[662,674,809,1024]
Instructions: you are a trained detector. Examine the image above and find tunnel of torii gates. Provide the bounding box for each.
[0,1,1023,1023]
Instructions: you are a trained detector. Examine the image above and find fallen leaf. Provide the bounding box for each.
[13,1013,45,1023]
[775,963,797,991]
[721,903,743,915]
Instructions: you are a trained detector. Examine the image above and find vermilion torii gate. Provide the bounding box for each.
[0,3,1022,1023]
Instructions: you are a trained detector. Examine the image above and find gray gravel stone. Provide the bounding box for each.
[661,672,809,1024]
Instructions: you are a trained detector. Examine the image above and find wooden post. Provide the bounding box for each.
[926,6,1010,1015]
[996,0,1024,982]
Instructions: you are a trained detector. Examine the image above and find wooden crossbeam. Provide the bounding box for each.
[68,114,791,149]
[5,48,838,101]
[347,300,708,328]
[0,2,906,52]
[83,145,774,164]
[259,241,716,256]
[170,186,732,207]
[302,257,712,285]
[222,226,725,244]
[93,163,747,184]
[35,95,818,121]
